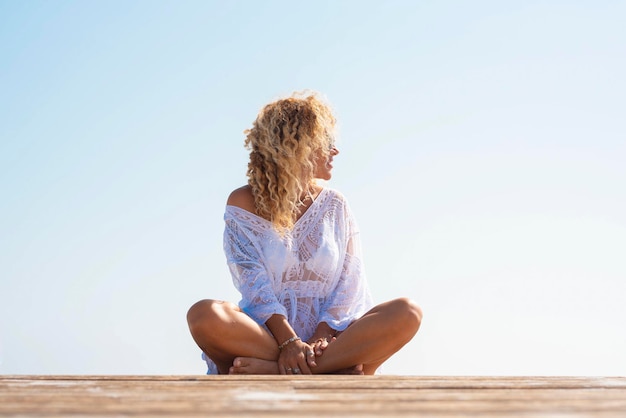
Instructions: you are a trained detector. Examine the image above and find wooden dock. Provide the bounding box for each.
[1,375,625,417]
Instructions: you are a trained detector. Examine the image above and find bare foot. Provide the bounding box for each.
[229,357,364,375]
[332,364,365,375]
[229,357,280,375]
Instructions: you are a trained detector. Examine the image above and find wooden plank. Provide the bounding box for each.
[1,375,625,417]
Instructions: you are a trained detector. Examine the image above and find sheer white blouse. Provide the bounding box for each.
[202,188,373,374]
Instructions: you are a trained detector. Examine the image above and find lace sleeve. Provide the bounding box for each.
[223,216,288,325]
[319,199,373,331]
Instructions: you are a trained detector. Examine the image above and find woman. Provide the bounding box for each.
[187,92,422,375]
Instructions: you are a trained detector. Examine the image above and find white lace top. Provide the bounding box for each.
[224,188,373,341]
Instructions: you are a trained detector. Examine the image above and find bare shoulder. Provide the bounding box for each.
[227,185,257,213]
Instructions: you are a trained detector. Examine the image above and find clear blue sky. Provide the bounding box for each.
[1,1,625,375]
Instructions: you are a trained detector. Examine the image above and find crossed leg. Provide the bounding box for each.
[186,300,278,374]
[309,298,422,375]
[187,298,422,375]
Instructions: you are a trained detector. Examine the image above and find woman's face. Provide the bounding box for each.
[313,145,339,180]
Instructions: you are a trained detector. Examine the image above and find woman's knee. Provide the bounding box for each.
[389,297,422,334]
[186,299,233,335]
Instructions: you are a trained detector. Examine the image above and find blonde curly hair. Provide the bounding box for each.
[244,91,336,232]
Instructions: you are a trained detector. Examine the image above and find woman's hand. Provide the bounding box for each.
[278,338,317,375]
[308,322,337,357]
[310,336,336,357]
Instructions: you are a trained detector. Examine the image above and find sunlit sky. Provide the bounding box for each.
[1,1,625,375]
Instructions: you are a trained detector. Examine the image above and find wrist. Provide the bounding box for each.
[265,314,298,347]
[311,322,336,341]
[278,336,301,351]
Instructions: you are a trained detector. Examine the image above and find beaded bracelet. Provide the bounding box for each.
[278,336,301,351]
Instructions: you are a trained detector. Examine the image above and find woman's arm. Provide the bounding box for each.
[318,200,373,331]
[224,210,289,330]
[265,314,299,347]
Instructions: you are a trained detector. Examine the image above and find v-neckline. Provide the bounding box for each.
[226,188,329,229]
